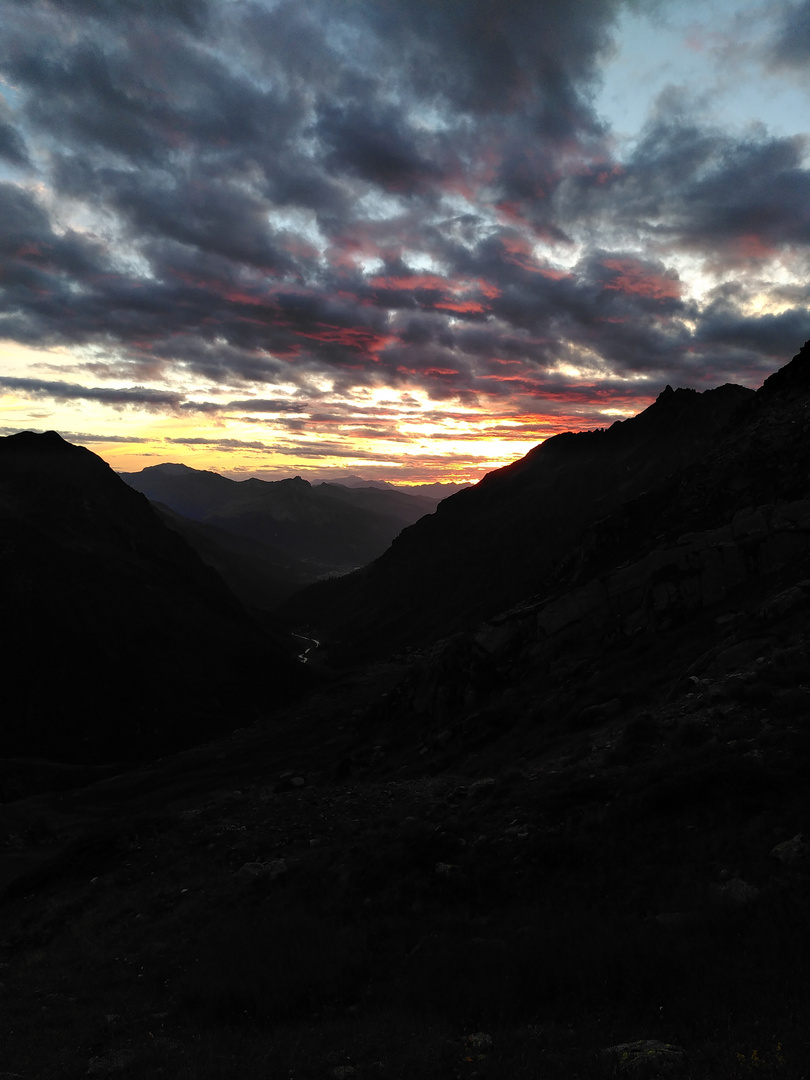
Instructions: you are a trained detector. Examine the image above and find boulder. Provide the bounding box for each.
[771,834,808,864]
[710,877,760,906]
[604,1040,688,1076]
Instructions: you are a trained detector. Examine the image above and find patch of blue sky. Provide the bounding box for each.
[596,0,810,145]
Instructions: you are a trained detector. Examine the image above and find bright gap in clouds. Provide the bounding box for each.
[598,0,810,143]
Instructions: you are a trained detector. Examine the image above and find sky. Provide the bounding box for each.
[1,0,809,483]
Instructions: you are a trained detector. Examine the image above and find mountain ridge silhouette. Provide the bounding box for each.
[0,431,307,764]
[279,376,762,660]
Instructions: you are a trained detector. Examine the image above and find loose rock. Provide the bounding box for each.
[771,833,808,863]
[604,1040,687,1076]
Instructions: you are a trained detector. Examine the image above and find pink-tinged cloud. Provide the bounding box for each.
[601,258,682,301]
[478,373,542,385]
[167,267,280,308]
[594,164,624,185]
[281,236,320,261]
[329,237,376,270]
[327,222,409,271]
[447,176,486,203]
[735,234,777,260]
[223,289,275,307]
[537,265,572,281]
[297,323,394,355]
[435,299,485,313]
[496,200,527,227]
[370,273,447,292]
[397,366,460,377]
[369,273,496,314]
[477,279,502,299]
[499,235,571,279]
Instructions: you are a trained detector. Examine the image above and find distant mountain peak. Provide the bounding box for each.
[313,473,398,490]
[144,462,200,476]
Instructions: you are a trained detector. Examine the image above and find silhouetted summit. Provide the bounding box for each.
[1,432,306,763]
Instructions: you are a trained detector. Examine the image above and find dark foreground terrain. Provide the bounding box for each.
[2,344,810,1078]
[2,594,809,1078]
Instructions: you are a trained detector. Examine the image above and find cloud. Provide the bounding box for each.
[316,99,448,197]
[695,295,810,360]
[0,0,808,480]
[0,118,30,167]
[763,0,810,69]
[359,0,622,125]
[0,425,151,442]
[6,0,210,31]
[0,376,184,410]
[165,436,272,452]
[561,113,810,267]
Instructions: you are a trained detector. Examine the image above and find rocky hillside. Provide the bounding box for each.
[1,564,808,1078]
[336,342,810,749]
[280,378,755,660]
[0,432,308,764]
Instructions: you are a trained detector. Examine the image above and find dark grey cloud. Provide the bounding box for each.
[764,0,810,68]
[0,183,103,276]
[64,431,152,443]
[361,0,621,125]
[165,436,271,451]
[0,117,30,167]
[0,376,184,410]
[6,0,210,32]
[0,0,808,451]
[694,292,810,359]
[55,160,299,275]
[316,100,447,197]
[560,116,810,263]
[0,426,146,443]
[185,397,309,415]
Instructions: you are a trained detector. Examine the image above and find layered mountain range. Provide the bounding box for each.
[119,464,452,608]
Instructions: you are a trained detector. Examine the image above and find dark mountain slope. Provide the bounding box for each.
[117,461,235,519]
[282,380,754,660]
[565,339,810,588]
[370,340,810,754]
[0,432,307,764]
[121,464,436,583]
[150,502,308,610]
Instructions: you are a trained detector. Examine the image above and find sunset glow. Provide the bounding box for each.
[1,0,809,482]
